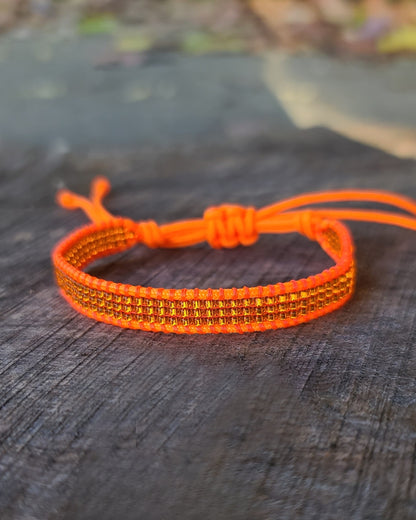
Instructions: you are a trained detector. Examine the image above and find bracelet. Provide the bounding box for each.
[52,177,416,334]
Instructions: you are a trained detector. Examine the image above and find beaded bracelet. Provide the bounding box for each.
[52,177,416,334]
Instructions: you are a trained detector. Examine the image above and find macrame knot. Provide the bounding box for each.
[204,204,258,249]
[136,220,166,248]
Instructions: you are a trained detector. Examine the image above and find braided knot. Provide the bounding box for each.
[204,205,258,249]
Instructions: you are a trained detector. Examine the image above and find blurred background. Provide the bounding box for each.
[1,0,416,158]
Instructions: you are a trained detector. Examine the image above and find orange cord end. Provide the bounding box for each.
[91,176,111,201]
[56,189,83,210]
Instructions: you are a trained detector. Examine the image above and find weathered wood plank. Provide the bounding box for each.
[1,131,416,520]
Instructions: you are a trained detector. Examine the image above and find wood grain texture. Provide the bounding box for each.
[1,130,416,520]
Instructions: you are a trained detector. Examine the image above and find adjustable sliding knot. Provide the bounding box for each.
[204,204,258,249]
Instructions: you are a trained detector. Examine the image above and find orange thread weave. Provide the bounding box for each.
[52,177,416,334]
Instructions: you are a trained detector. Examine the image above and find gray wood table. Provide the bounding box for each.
[1,130,416,520]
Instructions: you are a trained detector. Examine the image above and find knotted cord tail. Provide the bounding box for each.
[57,176,114,224]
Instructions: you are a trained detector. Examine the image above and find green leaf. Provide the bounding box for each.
[181,31,245,55]
[78,14,118,35]
[115,30,153,53]
[378,26,416,54]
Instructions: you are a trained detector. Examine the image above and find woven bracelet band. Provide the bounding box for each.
[52,178,416,334]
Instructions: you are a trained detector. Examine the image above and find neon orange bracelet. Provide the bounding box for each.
[52,177,416,334]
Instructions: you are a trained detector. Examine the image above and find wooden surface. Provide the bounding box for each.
[1,130,416,520]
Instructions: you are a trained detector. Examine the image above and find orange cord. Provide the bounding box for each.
[52,177,416,334]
